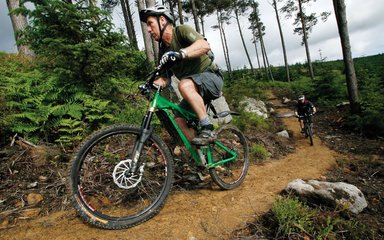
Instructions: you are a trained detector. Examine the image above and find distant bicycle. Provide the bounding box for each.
[297,113,314,146]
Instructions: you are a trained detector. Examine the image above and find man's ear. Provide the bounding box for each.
[160,16,167,27]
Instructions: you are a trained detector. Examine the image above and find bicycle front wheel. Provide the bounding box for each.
[209,125,249,190]
[69,124,174,229]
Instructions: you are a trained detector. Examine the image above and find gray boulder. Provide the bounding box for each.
[276,130,290,138]
[209,96,232,125]
[240,97,268,119]
[284,179,368,214]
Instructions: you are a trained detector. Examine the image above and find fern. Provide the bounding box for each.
[54,118,84,147]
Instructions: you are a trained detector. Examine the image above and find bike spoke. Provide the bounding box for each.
[209,125,249,190]
[69,125,173,229]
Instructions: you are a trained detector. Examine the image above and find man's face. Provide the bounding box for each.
[146,16,164,42]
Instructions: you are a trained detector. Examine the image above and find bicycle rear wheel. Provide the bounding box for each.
[209,125,249,190]
[69,124,174,229]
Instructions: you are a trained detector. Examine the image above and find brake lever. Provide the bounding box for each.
[145,64,164,83]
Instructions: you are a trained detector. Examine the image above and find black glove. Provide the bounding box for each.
[160,51,183,68]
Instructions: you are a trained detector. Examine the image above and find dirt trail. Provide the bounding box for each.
[0,102,338,240]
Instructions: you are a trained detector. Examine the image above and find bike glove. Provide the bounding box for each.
[160,51,183,68]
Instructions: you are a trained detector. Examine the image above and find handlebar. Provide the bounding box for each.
[139,64,166,96]
[296,112,315,118]
[145,63,166,83]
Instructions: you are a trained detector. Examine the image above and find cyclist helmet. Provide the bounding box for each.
[139,5,174,23]
[298,95,305,102]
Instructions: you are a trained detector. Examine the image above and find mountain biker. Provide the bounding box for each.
[139,5,224,145]
[294,95,316,133]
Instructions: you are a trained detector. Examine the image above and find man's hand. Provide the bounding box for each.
[153,77,168,89]
[160,51,183,68]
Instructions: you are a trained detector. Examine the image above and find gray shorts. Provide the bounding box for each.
[175,68,223,117]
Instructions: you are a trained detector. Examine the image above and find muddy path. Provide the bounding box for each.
[0,102,338,240]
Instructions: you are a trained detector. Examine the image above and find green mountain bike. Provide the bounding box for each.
[68,66,249,229]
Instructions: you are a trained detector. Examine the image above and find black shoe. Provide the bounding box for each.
[300,129,305,134]
[191,125,216,146]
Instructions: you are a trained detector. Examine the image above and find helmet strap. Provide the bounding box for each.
[156,16,170,64]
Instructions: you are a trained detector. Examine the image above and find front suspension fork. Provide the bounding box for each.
[130,111,154,173]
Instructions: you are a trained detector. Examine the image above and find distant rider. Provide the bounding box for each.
[294,95,316,133]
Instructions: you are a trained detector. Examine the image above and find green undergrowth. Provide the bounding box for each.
[232,195,376,239]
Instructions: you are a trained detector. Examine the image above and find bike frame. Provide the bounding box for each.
[135,85,237,169]
[302,114,312,131]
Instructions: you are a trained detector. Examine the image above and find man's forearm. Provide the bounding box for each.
[181,39,210,59]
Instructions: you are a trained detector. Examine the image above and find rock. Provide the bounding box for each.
[282,97,291,104]
[27,181,38,189]
[187,231,197,240]
[240,97,268,119]
[38,176,48,182]
[276,130,290,138]
[336,101,350,108]
[21,208,41,218]
[284,179,368,214]
[27,193,44,205]
[277,111,296,118]
[174,146,182,156]
[210,95,233,125]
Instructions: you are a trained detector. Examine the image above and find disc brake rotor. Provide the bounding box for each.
[112,159,144,189]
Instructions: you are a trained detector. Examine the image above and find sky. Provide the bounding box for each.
[1,1,384,70]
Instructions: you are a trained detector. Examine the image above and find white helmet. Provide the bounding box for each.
[139,5,174,23]
[298,95,305,101]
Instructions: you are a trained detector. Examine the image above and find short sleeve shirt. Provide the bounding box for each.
[297,100,314,115]
[161,25,212,79]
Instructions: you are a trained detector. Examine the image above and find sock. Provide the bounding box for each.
[199,117,213,130]
[199,116,211,126]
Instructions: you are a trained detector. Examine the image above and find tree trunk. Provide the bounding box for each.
[199,15,205,36]
[167,0,176,22]
[273,0,290,82]
[261,38,274,81]
[252,35,263,78]
[255,14,268,79]
[121,0,138,49]
[177,0,184,24]
[222,27,232,72]
[190,0,201,33]
[217,12,229,71]
[137,0,155,64]
[217,11,232,78]
[298,0,314,80]
[333,0,361,114]
[145,0,159,62]
[6,0,34,56]
[234,10,255,76]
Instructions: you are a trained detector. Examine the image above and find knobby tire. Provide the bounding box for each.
[68,124,174,229]
[209,125,249,190]
[308,123,314,146]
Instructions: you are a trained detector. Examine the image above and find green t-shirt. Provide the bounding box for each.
[162,25,212,79]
